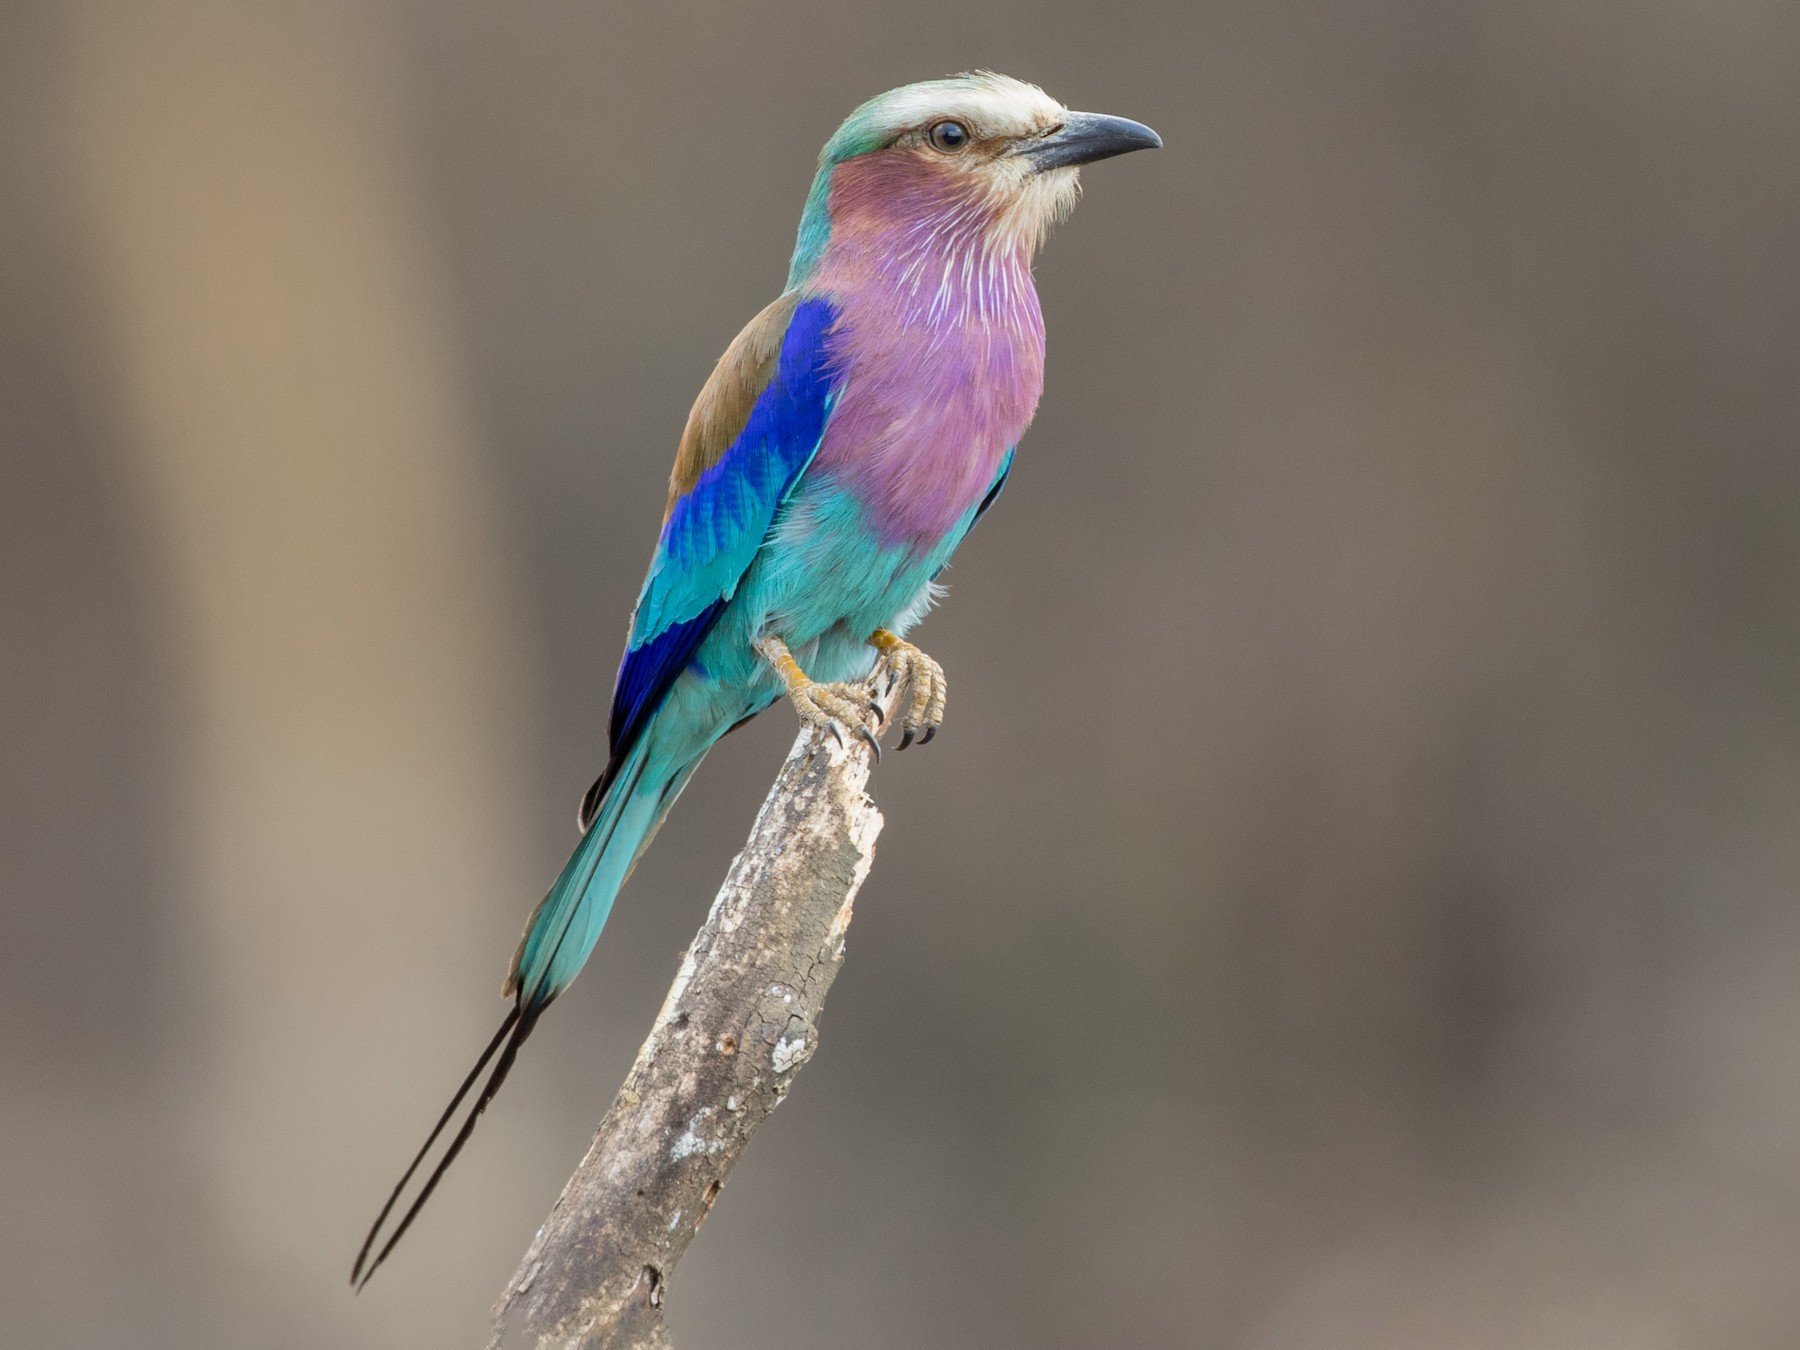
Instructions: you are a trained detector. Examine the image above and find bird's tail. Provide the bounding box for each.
[351,736,698,1289]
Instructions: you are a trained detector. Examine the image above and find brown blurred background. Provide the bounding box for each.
[5,0,1799,1345]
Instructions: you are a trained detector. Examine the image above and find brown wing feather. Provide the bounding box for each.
[666,291,803,516]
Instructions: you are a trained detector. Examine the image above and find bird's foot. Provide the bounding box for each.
[755,635,884,758]
[867,629,946,750]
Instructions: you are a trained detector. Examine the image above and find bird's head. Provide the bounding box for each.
[789,72,1160,288]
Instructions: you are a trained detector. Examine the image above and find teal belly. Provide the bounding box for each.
[640,480,974,765]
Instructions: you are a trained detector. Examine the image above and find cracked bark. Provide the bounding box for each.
[489,680,899,1349]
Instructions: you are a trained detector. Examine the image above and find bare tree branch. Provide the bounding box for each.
[489,681,901,1349]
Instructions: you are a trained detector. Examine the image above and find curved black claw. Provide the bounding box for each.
[897,729,916,752]
[868,699,886,727]
[919,726,937,746]
[858,725,882,761]
[826,723,846,750]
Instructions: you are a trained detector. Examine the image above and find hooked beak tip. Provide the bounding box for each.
[1021,112,1162,172]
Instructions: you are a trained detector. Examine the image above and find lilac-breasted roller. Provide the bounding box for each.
[353,71,1158,1285]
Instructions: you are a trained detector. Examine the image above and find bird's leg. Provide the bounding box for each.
[755,635,884,758]
[866,629,946,750]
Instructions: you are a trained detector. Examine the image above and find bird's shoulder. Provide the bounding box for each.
[667,291,826,515]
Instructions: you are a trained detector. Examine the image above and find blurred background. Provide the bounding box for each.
[5,0,1799,1345]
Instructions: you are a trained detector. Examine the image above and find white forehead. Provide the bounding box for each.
[870,72,1066,140]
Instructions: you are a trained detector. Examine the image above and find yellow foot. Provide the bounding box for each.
[867,629,946,750]
[755,635,884,758]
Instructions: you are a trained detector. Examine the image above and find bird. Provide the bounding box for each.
[352,71,1158,1288]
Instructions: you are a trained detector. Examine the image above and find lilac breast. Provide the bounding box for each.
[805,154,1047,550]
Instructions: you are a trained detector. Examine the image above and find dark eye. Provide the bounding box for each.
[927,120,971,153]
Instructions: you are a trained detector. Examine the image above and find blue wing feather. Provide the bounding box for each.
[596,296,838,804]
[631,297,837,640]
[971,446,1014,528]
[606,601,725,765]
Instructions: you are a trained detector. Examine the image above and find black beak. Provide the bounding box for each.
[1018,111,1162,172]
